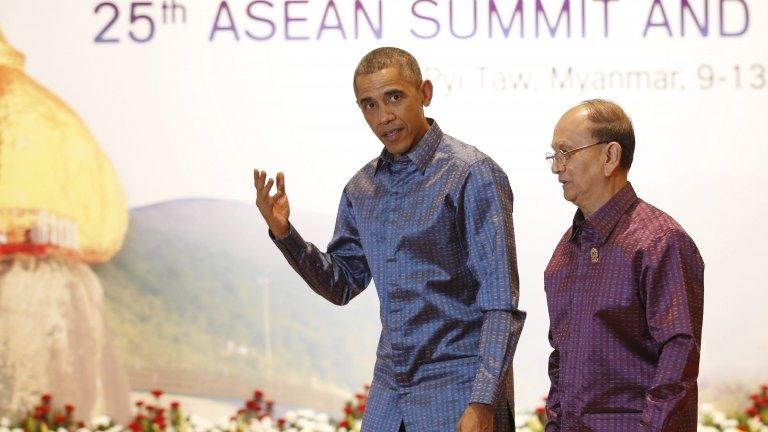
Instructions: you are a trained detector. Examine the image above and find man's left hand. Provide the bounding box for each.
[456,403,494,432]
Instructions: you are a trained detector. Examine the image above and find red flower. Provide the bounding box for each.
[154,414,167,429]
[135,401,144,408]
[355,393,365,400]
[253,390,264,401]
[170,401,180,410]
[266,400,274,408]
[41,394,53,404]
[246,401,258,411]
[535,407,546,415]
[151,389,163,399]
[344,406,353,415]
[747,407,759,417]
[339,419,349,428]
[77,422,86,429]
[64,404,75,414]
[54,415,67,425]
[129,422,142,432]
[761,384,768,393]
[359,403,366,412]
[277,418,286,428]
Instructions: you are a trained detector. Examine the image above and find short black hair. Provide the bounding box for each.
[353,47,422,93]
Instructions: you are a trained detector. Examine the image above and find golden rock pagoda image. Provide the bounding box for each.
[0,29,130,421]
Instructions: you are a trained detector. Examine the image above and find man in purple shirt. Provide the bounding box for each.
[544,100,704,431]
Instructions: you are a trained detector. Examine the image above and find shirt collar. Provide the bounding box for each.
[375,119,442,174]
[570,182,639,244]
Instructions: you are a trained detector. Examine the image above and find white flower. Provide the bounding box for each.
[711,411,736,426]
[0,418,10,427]
[91,415,113,428]
[699,403,715,415]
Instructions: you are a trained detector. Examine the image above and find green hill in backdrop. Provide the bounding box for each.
[93,199,380,411]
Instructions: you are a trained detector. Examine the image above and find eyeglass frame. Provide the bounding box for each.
[545,141,613,167]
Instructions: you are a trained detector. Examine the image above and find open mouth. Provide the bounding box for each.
[381,128,403,142]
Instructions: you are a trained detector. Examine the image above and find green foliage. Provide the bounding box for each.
[93,199,379,395]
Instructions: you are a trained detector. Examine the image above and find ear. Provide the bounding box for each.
[420,79,433,107]
[603,141,623,176]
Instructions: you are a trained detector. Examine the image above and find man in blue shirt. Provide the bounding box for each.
[254,47,526,432]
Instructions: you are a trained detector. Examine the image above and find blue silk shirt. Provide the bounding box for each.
[272,120,526,432]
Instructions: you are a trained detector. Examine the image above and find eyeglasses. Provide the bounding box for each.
[545,141,611,168]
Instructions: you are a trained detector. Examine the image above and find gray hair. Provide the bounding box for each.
[578,99,636,170]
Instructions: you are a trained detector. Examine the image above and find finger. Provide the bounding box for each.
[254,172,265,202]
[276,172,286,194]
[253,168,258,186]
[270,190,285,207]
[264,178,275,197]
[255,170,266,192]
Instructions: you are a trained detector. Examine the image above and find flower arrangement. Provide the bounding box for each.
[127,389,185,432]
[336,385,367,432]
[2,383,767,432]
[5,394,84,432]
[737,385,768,432]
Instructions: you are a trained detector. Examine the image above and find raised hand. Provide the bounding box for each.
[254,169,290,237]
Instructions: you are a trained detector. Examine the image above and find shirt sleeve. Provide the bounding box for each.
[639,229,705,431]
[459,159,527,405]
[545,329,562,431]
[271,188,372,306]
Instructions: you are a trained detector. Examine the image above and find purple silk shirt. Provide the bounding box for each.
[544,183,704,431]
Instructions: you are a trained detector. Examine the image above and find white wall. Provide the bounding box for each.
[2,0,766,410]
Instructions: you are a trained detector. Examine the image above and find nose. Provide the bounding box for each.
[551,159,564,175]
[377,105,396,125]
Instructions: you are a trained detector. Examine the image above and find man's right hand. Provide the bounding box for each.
[254,169,290,237]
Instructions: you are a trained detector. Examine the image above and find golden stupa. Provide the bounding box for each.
[0,30,127,263]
